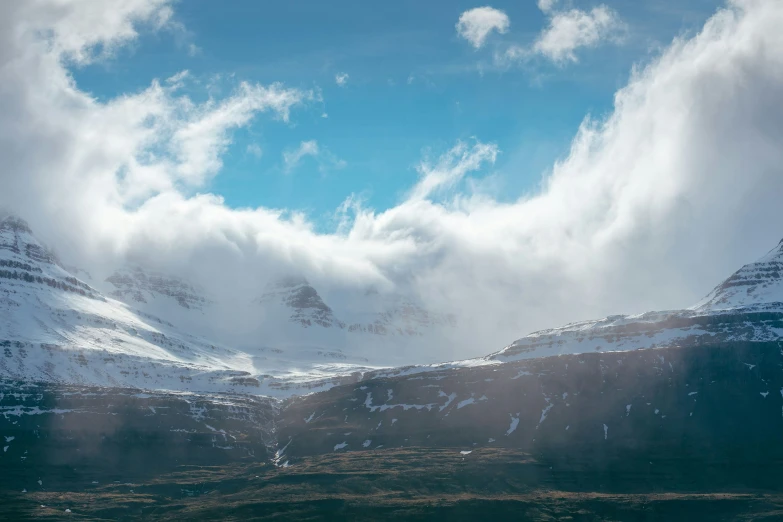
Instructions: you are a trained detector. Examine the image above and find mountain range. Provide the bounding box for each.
[2,213,783,518]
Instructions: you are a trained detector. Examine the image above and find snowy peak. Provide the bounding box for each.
[0,215,58,267]
[257,277,342,329]
[106,266,210,311]
[257,276,456,336]
[695,238,783,311]
[0,215,98,299]
[486,234,783,364]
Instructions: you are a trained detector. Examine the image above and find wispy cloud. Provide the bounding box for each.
[409,141,499,201]
[283,140,320,171]
[283,140,346,173]
[456,6,510,49]
[335,72,349,86]
[246,143,263,158]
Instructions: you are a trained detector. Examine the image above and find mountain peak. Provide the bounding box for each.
[0,214,33,235]
[0,214,59,266]
[0,214,99,300]
[694,236,783,311]
[259,276,341,329]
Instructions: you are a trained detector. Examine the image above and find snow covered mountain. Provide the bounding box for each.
[0,216,377,397]
[2,212,782,400]
[485,237,783,364]
[96,262,456,370]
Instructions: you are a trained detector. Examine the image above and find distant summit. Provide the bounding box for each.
[106,266,210,311]
[486,236,783,363]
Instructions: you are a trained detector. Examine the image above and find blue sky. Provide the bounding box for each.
[71,0,720,229]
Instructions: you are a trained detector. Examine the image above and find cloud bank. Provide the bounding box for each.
[3,0,783,361]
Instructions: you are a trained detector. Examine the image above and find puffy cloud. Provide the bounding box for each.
[456,6,510,49]
[335,72,349,86]
[496,3,624,66]
[3,0,783,362]
[533,5,624,63]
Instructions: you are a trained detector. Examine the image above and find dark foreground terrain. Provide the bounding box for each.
[2,447,783,521]
[3,341,783,520]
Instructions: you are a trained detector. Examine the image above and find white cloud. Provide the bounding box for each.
[496,3,624,66]
[4,0,174,65]
[456,7,510,49]
[335,72,349,86]
[534,5,624,63]
[283,140,346,173]
[537,0,558,13]
[409,141,499,201]
[3,0,783,363]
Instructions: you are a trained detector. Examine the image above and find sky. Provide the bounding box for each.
[2,0,783,361]
[67,0,721,223]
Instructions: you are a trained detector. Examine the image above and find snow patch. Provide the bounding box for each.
[506,414,519,435]
[457,396,475,409]
[538,398,553,426]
